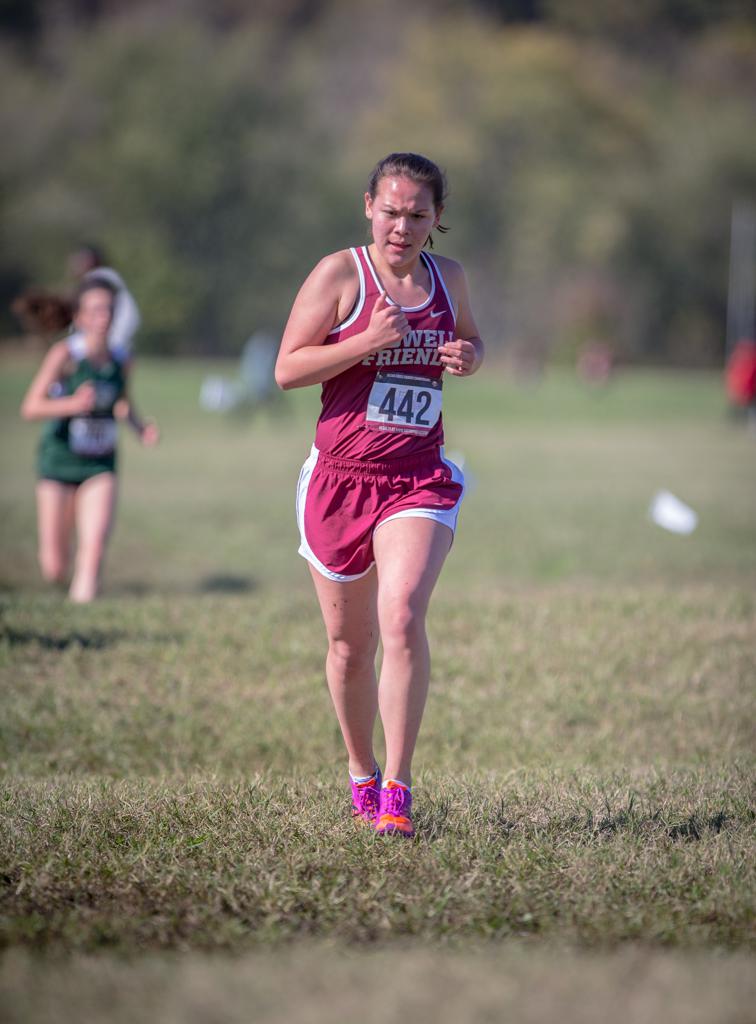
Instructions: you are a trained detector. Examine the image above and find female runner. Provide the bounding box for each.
[275,153,484,837]
[20,277,159,602]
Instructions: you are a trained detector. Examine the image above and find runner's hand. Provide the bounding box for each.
[439,338,478,376]
[68,381,97,414]
[364,292,408,353]
[140,420,160,447]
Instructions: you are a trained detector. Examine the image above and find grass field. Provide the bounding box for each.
[1,354,754,1022]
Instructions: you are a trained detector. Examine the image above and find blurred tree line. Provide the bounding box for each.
[1,0,755,364]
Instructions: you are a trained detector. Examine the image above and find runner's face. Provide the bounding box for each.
[75,288,114,341]
[365,176,441,265]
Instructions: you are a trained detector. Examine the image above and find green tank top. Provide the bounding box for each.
[37,343,126,484]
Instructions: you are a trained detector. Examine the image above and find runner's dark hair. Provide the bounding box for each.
[73,276,117,313]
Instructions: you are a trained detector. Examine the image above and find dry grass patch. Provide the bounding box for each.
[1,769,753,953]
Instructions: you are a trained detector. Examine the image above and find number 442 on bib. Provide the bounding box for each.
[365,372,443,436]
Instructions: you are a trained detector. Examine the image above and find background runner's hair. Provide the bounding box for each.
[75,243,106,267]
[73,276,117,313]
[10,289,72,334]
[368,153,449,248]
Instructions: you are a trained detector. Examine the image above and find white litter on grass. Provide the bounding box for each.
[649,490,698,535]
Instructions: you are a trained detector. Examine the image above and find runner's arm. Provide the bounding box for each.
[113,363,159,445]
[275,254,406,390]
[437,260,484,377]
[20,341,95,420]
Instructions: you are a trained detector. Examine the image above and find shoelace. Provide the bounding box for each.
[354,776,380,815]
[361,788,380,813]
[382,786,409,816]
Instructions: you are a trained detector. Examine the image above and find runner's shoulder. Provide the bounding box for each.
[31,339,75,391]
[306,250,360,314]
[46,339,76,371]
[430,254,468,300]
[311,249,359,288]
[430,253,464,279]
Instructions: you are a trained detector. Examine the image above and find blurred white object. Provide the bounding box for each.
[239,330,278,402]
[199,375,241,412]
[649,490,698,535]
[446,449,476,495]
[199,330,279,414]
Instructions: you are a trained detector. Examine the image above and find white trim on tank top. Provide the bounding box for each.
[423,252,458,328]
[327,247,366,336]
[362,247,436,312]
[66,334,128,365]
[67,336,88,361]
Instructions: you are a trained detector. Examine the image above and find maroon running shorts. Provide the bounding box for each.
[296,445,465,581]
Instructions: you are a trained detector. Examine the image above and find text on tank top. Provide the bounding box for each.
[314,246,457,462]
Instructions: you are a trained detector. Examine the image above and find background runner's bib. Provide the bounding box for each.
[366,372,442,436]
[68,417,117,456]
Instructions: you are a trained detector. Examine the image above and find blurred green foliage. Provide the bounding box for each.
[1,0,755,361]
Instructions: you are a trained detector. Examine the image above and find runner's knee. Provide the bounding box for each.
[328,637,377,676]
[379,598,427,651]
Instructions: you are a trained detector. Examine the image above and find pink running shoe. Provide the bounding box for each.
[351,768,382,824]
[375,780,414,837]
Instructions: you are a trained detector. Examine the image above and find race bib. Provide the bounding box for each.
[366,372,442,436]
[69,417,117,457]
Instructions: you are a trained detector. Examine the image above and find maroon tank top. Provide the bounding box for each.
[314,246,457,462]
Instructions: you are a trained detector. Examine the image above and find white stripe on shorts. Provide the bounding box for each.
[373,447,465,537]
[296,445,375,583]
